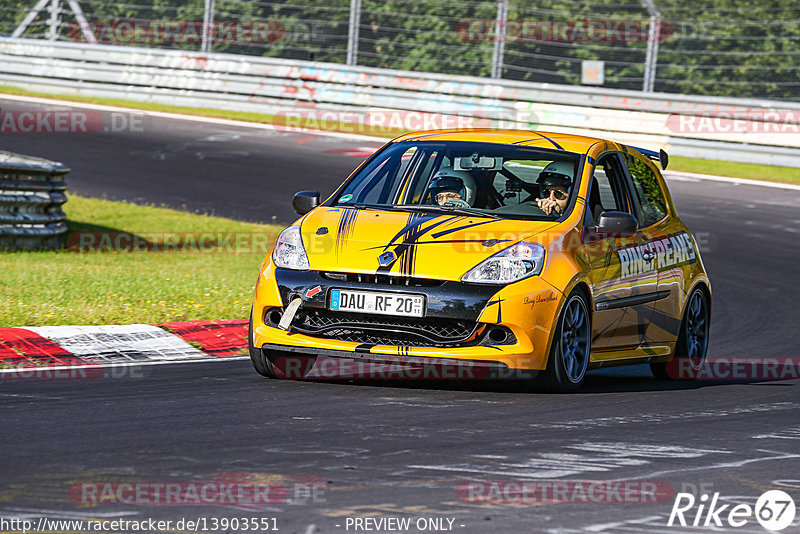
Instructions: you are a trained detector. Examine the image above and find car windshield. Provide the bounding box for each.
[331,141,582,220]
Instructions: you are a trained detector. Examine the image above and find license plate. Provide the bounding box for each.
[329,289,425,317]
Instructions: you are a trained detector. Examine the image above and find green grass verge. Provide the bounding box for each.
[4,84,798,185]
[0,195,282,327]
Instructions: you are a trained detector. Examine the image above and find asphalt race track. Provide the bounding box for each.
[2,98,800,533]
[0,97,370,224]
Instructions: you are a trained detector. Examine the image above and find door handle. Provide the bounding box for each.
[642,252,655,262]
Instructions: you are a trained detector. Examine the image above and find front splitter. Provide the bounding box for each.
[261,342,539,380]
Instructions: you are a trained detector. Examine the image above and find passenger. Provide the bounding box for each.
[535,161,574,216]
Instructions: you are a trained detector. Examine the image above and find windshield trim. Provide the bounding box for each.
[323,140,585,223]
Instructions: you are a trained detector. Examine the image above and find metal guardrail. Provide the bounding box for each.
[0,38,799,167]
[0,151,69,250]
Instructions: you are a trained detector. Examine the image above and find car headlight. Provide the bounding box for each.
[462,242,545,284]
[272,225,310,270]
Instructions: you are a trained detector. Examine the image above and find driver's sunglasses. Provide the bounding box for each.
[436,192,461,202]
[543,188,569,200]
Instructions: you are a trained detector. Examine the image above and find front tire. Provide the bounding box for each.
[249,308,276,378]
[535,290,591,393]
[651,288,710,380]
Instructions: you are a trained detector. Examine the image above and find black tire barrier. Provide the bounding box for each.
[0,151,69,250]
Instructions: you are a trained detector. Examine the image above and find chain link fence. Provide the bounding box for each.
[1,0,798,101]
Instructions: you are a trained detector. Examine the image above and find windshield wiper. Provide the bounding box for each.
[343,203,408,212]
[399,205,502,219]
[341,203,502,220]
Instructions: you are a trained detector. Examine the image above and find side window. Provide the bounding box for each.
[404,150,442,204]
[624,153,668,227]
[347,157,390,204]
[587,155,628,225]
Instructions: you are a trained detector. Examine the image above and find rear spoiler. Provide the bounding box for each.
[629,146,669,170]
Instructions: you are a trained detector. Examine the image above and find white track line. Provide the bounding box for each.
[665,170,800,191]
[0,355,250,375]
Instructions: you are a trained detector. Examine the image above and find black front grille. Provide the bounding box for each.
[304,328,454,347]
[291,309,476,346]
[322,272,444,287]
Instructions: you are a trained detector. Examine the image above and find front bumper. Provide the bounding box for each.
[253,264,565,372]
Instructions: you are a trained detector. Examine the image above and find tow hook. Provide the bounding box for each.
[278,298,302,330]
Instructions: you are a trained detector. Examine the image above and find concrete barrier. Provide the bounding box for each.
[1,38,798,167]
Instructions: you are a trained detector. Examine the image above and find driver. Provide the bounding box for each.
[535,161,574,216]
[426,168,477,207]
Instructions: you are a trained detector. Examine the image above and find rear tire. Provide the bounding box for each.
[249,308,276,378]
[534,290,591,393]
[651,288,710,380]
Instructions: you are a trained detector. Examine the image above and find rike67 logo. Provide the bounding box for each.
[668,490,796,531]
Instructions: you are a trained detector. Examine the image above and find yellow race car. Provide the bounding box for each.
[249,129,711,391]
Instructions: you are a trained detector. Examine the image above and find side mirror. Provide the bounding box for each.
[594,211,638,238]
[292,190,320,215]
